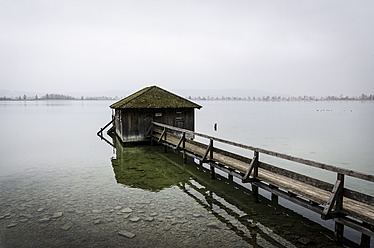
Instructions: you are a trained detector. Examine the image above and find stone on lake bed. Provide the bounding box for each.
[20,213,33,218]
[144,217,154,222]
[61,222,73,231]
[207,222,220,229]
[92,210,102,214]
[39,217,51,223]
[150,212,158,217]
[7,223,18,228]
[114,206,122,210]
[37,208,45,212]
[53,212,63,218]
[164,224,172,231]
[119,230,136,239]
[129,217,140,222]
[121,208,132,213]
[298,237,312,245]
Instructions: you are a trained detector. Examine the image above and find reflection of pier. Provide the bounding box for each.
[157,151,346,247]
[152,122,374,246]
[109,137,344,247]
[179,181,297,247]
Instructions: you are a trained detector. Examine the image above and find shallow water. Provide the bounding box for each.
[0,100,372,247]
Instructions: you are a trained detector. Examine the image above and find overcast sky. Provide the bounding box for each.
[1,0,373,96]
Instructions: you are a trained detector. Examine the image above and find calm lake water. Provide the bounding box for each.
[0,100,373,247]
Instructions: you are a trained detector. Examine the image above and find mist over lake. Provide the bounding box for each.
[0,100,373,247]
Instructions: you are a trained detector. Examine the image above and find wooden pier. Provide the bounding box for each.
[151,122,374,246]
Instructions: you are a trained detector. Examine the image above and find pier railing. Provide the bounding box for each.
[151,121,374,244]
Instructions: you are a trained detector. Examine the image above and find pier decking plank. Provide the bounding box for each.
[152,128,374,228]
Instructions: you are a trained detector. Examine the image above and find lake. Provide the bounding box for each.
[0,100,373,247]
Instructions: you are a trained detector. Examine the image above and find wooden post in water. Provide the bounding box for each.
[251,151,259,198]
[163,128,167,153]
[334,173,345,244]
[270,184,278,203]
[209,139,215,179]
[182,132,187,163]
[360,222,371,247]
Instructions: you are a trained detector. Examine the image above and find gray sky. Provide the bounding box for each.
[1,0,373,96]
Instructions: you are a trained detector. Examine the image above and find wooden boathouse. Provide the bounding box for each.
[98,86,374,246]
[109,86,201,143]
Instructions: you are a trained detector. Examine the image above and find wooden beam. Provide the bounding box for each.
[252,181,324,214]
[322,179,343,220]
[145,122,153,136]
[334,174,345,244]
[97,119,114,136]
[202,139,213,162]
[242,151,259,182]
[152,121,374,182]
[174,133,185,150]
[158,128,166,143]
[336,217,374,237]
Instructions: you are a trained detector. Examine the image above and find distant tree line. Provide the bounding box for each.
[188,93,374,101]
[40,94,75,100]
[0,93,117,100]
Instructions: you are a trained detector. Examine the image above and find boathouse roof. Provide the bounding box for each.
[110,86,202,109]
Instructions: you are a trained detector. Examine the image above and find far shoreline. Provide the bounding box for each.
[1,98,373,102]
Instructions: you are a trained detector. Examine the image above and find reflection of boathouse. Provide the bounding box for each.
[111,136,190,192]
[110,86,201,143]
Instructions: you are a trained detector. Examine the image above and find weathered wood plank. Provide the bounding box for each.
[322,179,343,219]
[336,217,374,237]
[152,122,374,182]
[243,151,259,182]
[202,140,213,162]
[151,126,374,229]
[174,134,185,150]
[259,162,334,192]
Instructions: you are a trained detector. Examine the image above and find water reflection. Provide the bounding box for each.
[110,137,354,248]
[111,137,190,192]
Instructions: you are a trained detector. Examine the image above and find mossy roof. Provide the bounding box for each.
[110,86,202,109]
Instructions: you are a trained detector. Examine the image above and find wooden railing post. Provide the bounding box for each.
[252,151,259,198]
[334,173,345,244]
[242,151,259,182]
[209,139,215,179]
[182,132,187,163]
[162,127,167,153]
